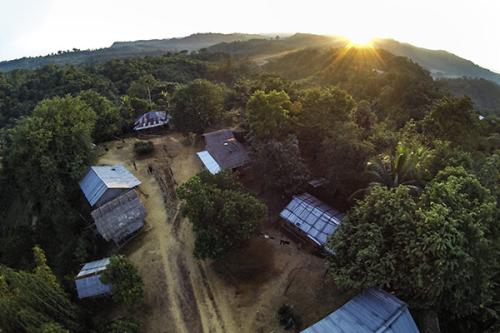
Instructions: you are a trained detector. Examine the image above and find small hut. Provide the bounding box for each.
[75,258,112,299]
[196,129,250,174]
[91,190,146,245]
[80,165,141,207]
[279,193,343,252]
[300,288,420,333]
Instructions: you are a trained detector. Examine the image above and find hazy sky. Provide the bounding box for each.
[1,0,499,72]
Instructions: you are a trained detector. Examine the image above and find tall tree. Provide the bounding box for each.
[100,255,144,309]
[328,167,498,331]
[251,135,310,196]
[246,90,293,141]
[78,90,122,142]
[423,96,479,147]
[170,79,225,134]
[177,171,267,259]
[0,247,81,333]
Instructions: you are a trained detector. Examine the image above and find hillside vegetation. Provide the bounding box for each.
[2,32,500,86]
[0,45,499,333]
[439,77,500,117]
[0,33,264,72]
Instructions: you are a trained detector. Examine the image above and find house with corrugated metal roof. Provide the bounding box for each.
[301,288,420,333]
[80,165,141,207]
[79,165,146,245]
[91,190,146,245]
[279,193,343,252]
[133,111,171,131]
[75,258,112,299]
[196,129,250,175]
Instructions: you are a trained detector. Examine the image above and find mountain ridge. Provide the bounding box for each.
[1,32,499,86]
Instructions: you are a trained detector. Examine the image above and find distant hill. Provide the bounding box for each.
[438,77,500,117]
[1,32,500,86]
[372,39,500,85]
[209,34,500,85]
[0,33,265,72]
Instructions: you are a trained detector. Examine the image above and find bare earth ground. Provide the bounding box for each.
[97,132,350,333]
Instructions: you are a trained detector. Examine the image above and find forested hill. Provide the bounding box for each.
[372,39,500,84]
[0,33,265,72]
[2,32,500,86]
[210,34,500,85]
[439,77,500,117]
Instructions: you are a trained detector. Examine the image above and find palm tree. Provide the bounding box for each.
[351,142,429,199]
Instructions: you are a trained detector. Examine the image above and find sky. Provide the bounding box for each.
[1,0,499,72]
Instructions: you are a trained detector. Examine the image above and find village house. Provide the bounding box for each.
[74,257,112,299]
[79,165,146,245]
[279,193,343,252]
[196,129,250,175]
[300,288,420,333]
[133,111,171,131]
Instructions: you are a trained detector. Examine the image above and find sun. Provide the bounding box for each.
[344,33,375,48]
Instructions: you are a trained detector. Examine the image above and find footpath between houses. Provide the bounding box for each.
[95,133,351,333]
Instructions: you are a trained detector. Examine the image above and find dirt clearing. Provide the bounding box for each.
[97,133,349,333]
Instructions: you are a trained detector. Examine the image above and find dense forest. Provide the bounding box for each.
[0,45,499,333]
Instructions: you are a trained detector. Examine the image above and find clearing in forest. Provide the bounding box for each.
[97,132,349,333]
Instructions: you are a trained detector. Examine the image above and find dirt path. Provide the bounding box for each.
[98,133,349,333]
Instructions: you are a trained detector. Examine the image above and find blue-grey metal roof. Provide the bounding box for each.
[79,165,141,206]
[301,289,420,333]
[133,111,171,131]
[280,193,344,247]
[197,150,222,174]
[75,258,112,299]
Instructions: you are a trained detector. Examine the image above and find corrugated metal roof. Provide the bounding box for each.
[202,129,250,170]
[91,190,146,243]
[75,257,112,299]
[197,151,222,174]
[280,193,343,247]
[301,289,420,333]
[76,257,110,278]
[79,165,141,206]
[133,111,171,131]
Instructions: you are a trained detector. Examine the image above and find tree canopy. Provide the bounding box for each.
[328,167,498,328]
[177,171,267,259]
[170,79,226,134]
[246,90,294,141]
[100,255,144,309]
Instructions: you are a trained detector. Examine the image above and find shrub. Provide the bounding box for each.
[277,304,302,331]
[133,140,154,156]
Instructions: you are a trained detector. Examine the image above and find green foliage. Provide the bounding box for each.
[0,248,81,333]
[320,122,375,200]
[100,255,144,309]
[246,90,293,141]
[40,322,70,333]
[423,96,479,147]
[350,100,377,130]
[32,245,60,291]
[329,167,498,325]
[365,142,430,191]
[439,77,500,117]
[78,90,122,142]
[3,96,95,219]
[251,135,310,196]
[133,140,155,156]
[170,79,225,134]
[177,171,267,259]
[99,318,140,333]
[297,86,356,155]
